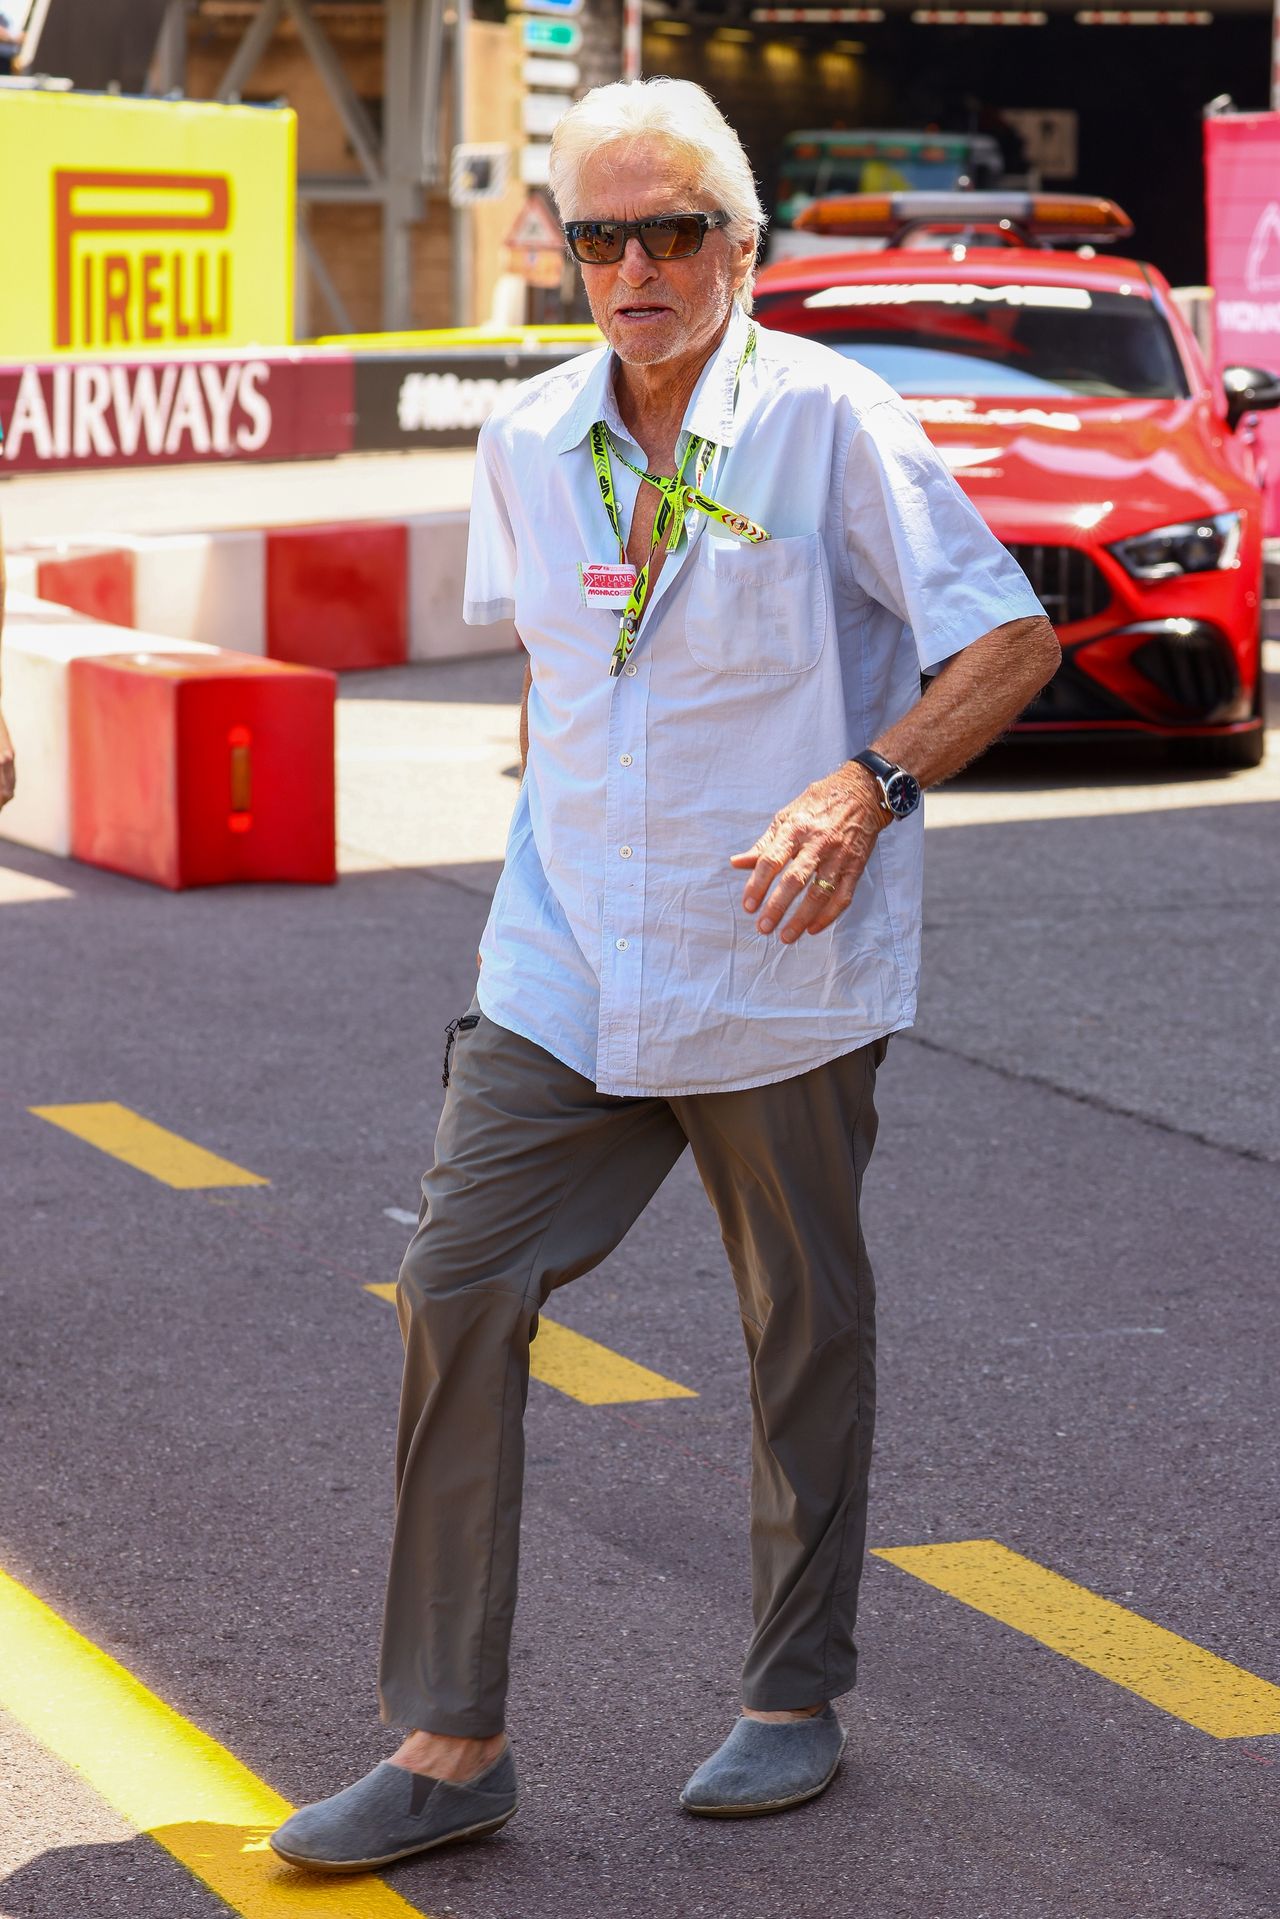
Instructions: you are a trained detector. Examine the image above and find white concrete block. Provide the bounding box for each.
[407,511,517,662]
[3,552,38,597]
[0,599,215,858]
[125,530,267,653]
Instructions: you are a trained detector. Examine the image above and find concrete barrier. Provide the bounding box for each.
[0,594,215,858]
[7,512,516,666]
[70,649,336,889]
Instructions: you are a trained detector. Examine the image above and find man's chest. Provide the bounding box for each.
[623,475,676,589]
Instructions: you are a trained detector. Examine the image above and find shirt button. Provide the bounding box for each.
[624,663,638,677]
[615,937,629,951]
[619,845,633,859]
[619,753,633,766]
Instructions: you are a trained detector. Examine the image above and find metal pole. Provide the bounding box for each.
[623,0,642,81]
[419,0,447,187]
[383,0,419,330]
[156,0,188,94]
[451,0,473,327]
[215,0,283,101]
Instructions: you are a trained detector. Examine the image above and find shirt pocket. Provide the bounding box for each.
[684,531,827,675]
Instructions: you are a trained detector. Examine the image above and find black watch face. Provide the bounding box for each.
[884,770,921,818]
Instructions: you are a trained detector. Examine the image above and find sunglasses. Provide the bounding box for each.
[563,211,729,265]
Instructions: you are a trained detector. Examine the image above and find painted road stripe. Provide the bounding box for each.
[30,1102,268,1190]
[0,864,74,905]
[874,1539,1280,1739]
[365,1283,695,1405]
[0,1568,428,1917]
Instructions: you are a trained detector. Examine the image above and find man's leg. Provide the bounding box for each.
[379,1007,688,1744]
[674,1039,886,1812]
[272,1009,687,1869]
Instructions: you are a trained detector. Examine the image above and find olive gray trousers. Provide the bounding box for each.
[378,1006,887,1738]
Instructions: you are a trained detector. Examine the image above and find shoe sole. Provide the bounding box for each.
[268,1804,517,1873]
[679,1735,846,1819]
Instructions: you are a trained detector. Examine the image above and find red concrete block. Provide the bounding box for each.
[36,548,135,628]
[265,521,408,671]
[69,650,336,890]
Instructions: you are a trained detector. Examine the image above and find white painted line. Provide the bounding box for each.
[0,864,74,905]
[383,1206,419,1226]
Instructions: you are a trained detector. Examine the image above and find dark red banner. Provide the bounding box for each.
[1204,111,1280,536]
[0,348,354,472]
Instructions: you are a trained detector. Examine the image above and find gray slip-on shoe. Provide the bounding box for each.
[680,1708,846,1817]
[269,1744,517,1872]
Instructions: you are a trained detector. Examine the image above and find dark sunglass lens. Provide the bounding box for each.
[642,216,703,259]
[574,223,623,263]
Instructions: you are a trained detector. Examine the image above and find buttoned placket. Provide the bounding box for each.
[594,426,723,1091]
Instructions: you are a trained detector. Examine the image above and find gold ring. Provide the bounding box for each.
[811,876,837,895]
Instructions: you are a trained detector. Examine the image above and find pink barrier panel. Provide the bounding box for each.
[1205,111,1280,537]
[265,521,409,671]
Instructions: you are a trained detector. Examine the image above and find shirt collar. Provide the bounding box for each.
[554,301,752,456]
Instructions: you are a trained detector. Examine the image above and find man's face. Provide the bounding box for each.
[571,139,753,371]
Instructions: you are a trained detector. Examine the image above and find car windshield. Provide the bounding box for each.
[780,155,972,196]
[753,281,1189,398]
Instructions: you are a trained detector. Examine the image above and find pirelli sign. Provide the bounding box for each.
[1,90,294,359]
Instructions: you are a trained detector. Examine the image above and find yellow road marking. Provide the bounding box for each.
[874,1539,1280,1739]
[30,1102,268,1190]
[365,1283,696,1405]
[0,1568,430,1917]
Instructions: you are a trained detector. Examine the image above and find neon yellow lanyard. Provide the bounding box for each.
[588,326,769,677]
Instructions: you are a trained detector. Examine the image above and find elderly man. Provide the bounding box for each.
[273,78,1058,1872]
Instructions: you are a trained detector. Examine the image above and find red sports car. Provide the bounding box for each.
[753,193,1280,767]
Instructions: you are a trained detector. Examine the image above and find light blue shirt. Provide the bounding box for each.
[463,303,1044,1097]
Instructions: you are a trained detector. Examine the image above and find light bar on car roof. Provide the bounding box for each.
[793,191,1134,245]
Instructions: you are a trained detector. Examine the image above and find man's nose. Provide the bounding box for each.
[617,236,657,282]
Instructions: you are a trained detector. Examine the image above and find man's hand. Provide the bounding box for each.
[730,762,887,942]
[0,706,14,811]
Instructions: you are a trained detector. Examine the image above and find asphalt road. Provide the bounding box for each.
[2,646,1279,1919]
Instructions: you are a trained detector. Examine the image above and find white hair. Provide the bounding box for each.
[548,78,766,311]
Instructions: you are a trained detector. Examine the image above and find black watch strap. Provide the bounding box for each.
[851,749,922,822]
[852,749,898,786]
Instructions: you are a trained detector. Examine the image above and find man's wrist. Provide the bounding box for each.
[845,759,894,828]
[848,749,922,824]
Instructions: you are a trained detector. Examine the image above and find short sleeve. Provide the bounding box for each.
[841,398,1047,672]
[463,420,517,625]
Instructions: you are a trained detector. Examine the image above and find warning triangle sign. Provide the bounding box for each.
[504,190,563,253]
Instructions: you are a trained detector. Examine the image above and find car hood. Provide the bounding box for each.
[905,395,1237,541]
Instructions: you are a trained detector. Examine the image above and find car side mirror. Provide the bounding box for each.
[1222,364,1280,430]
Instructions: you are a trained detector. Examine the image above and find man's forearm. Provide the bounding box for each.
[873,615,1060,790]
[519,656,531,777]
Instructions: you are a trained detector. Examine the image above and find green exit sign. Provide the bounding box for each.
[523,17,582,52]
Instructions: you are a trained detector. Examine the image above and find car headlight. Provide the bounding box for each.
[1110,511,1242,581]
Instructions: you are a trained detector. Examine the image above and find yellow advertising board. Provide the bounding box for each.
[0,90,295,358]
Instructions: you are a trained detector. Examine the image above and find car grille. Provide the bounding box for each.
[1004,543,1111,628]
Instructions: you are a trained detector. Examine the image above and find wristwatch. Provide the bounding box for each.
[850,749,922,822]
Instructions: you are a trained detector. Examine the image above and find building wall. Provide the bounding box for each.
[185,4,460,333]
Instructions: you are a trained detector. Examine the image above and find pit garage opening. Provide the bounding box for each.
[643,1,1275,286]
